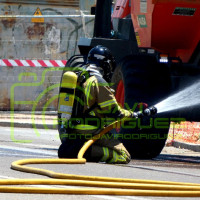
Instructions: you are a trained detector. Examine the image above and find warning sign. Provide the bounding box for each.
[173,7,196,16]
[31,8,44,23]
[135,32,141,46]
[140,0,147,13]
[137,15,147,28]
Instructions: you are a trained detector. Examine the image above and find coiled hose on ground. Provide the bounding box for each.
[0,121,200,197]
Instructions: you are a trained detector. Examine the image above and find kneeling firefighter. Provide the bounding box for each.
[57,45,156,164]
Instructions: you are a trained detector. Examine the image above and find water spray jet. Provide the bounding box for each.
[154,80,200,114]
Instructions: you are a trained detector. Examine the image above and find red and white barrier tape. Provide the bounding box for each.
[0,59,67,67]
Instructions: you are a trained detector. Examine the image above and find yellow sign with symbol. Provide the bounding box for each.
[31,8,44,23]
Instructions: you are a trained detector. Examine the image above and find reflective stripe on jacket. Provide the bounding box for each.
[82,75,133,120]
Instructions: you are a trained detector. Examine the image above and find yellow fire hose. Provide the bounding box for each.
[0,121,200,197]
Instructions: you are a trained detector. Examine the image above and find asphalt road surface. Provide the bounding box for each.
[0,127,200,200]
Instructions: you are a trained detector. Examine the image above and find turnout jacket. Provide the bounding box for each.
[71,64,134,135]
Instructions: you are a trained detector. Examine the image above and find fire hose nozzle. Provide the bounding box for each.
[136,106,157,118]
[143,106,157,116]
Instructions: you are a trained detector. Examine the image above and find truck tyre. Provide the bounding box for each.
[58,55,85,143]
[112,55,171,159]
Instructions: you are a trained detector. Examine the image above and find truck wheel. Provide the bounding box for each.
[58,55,86,143]
[112,55,171,159]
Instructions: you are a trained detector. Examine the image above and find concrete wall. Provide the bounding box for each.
[0,1,95,111]
[0,3,94,60]
[0,66,63,111]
